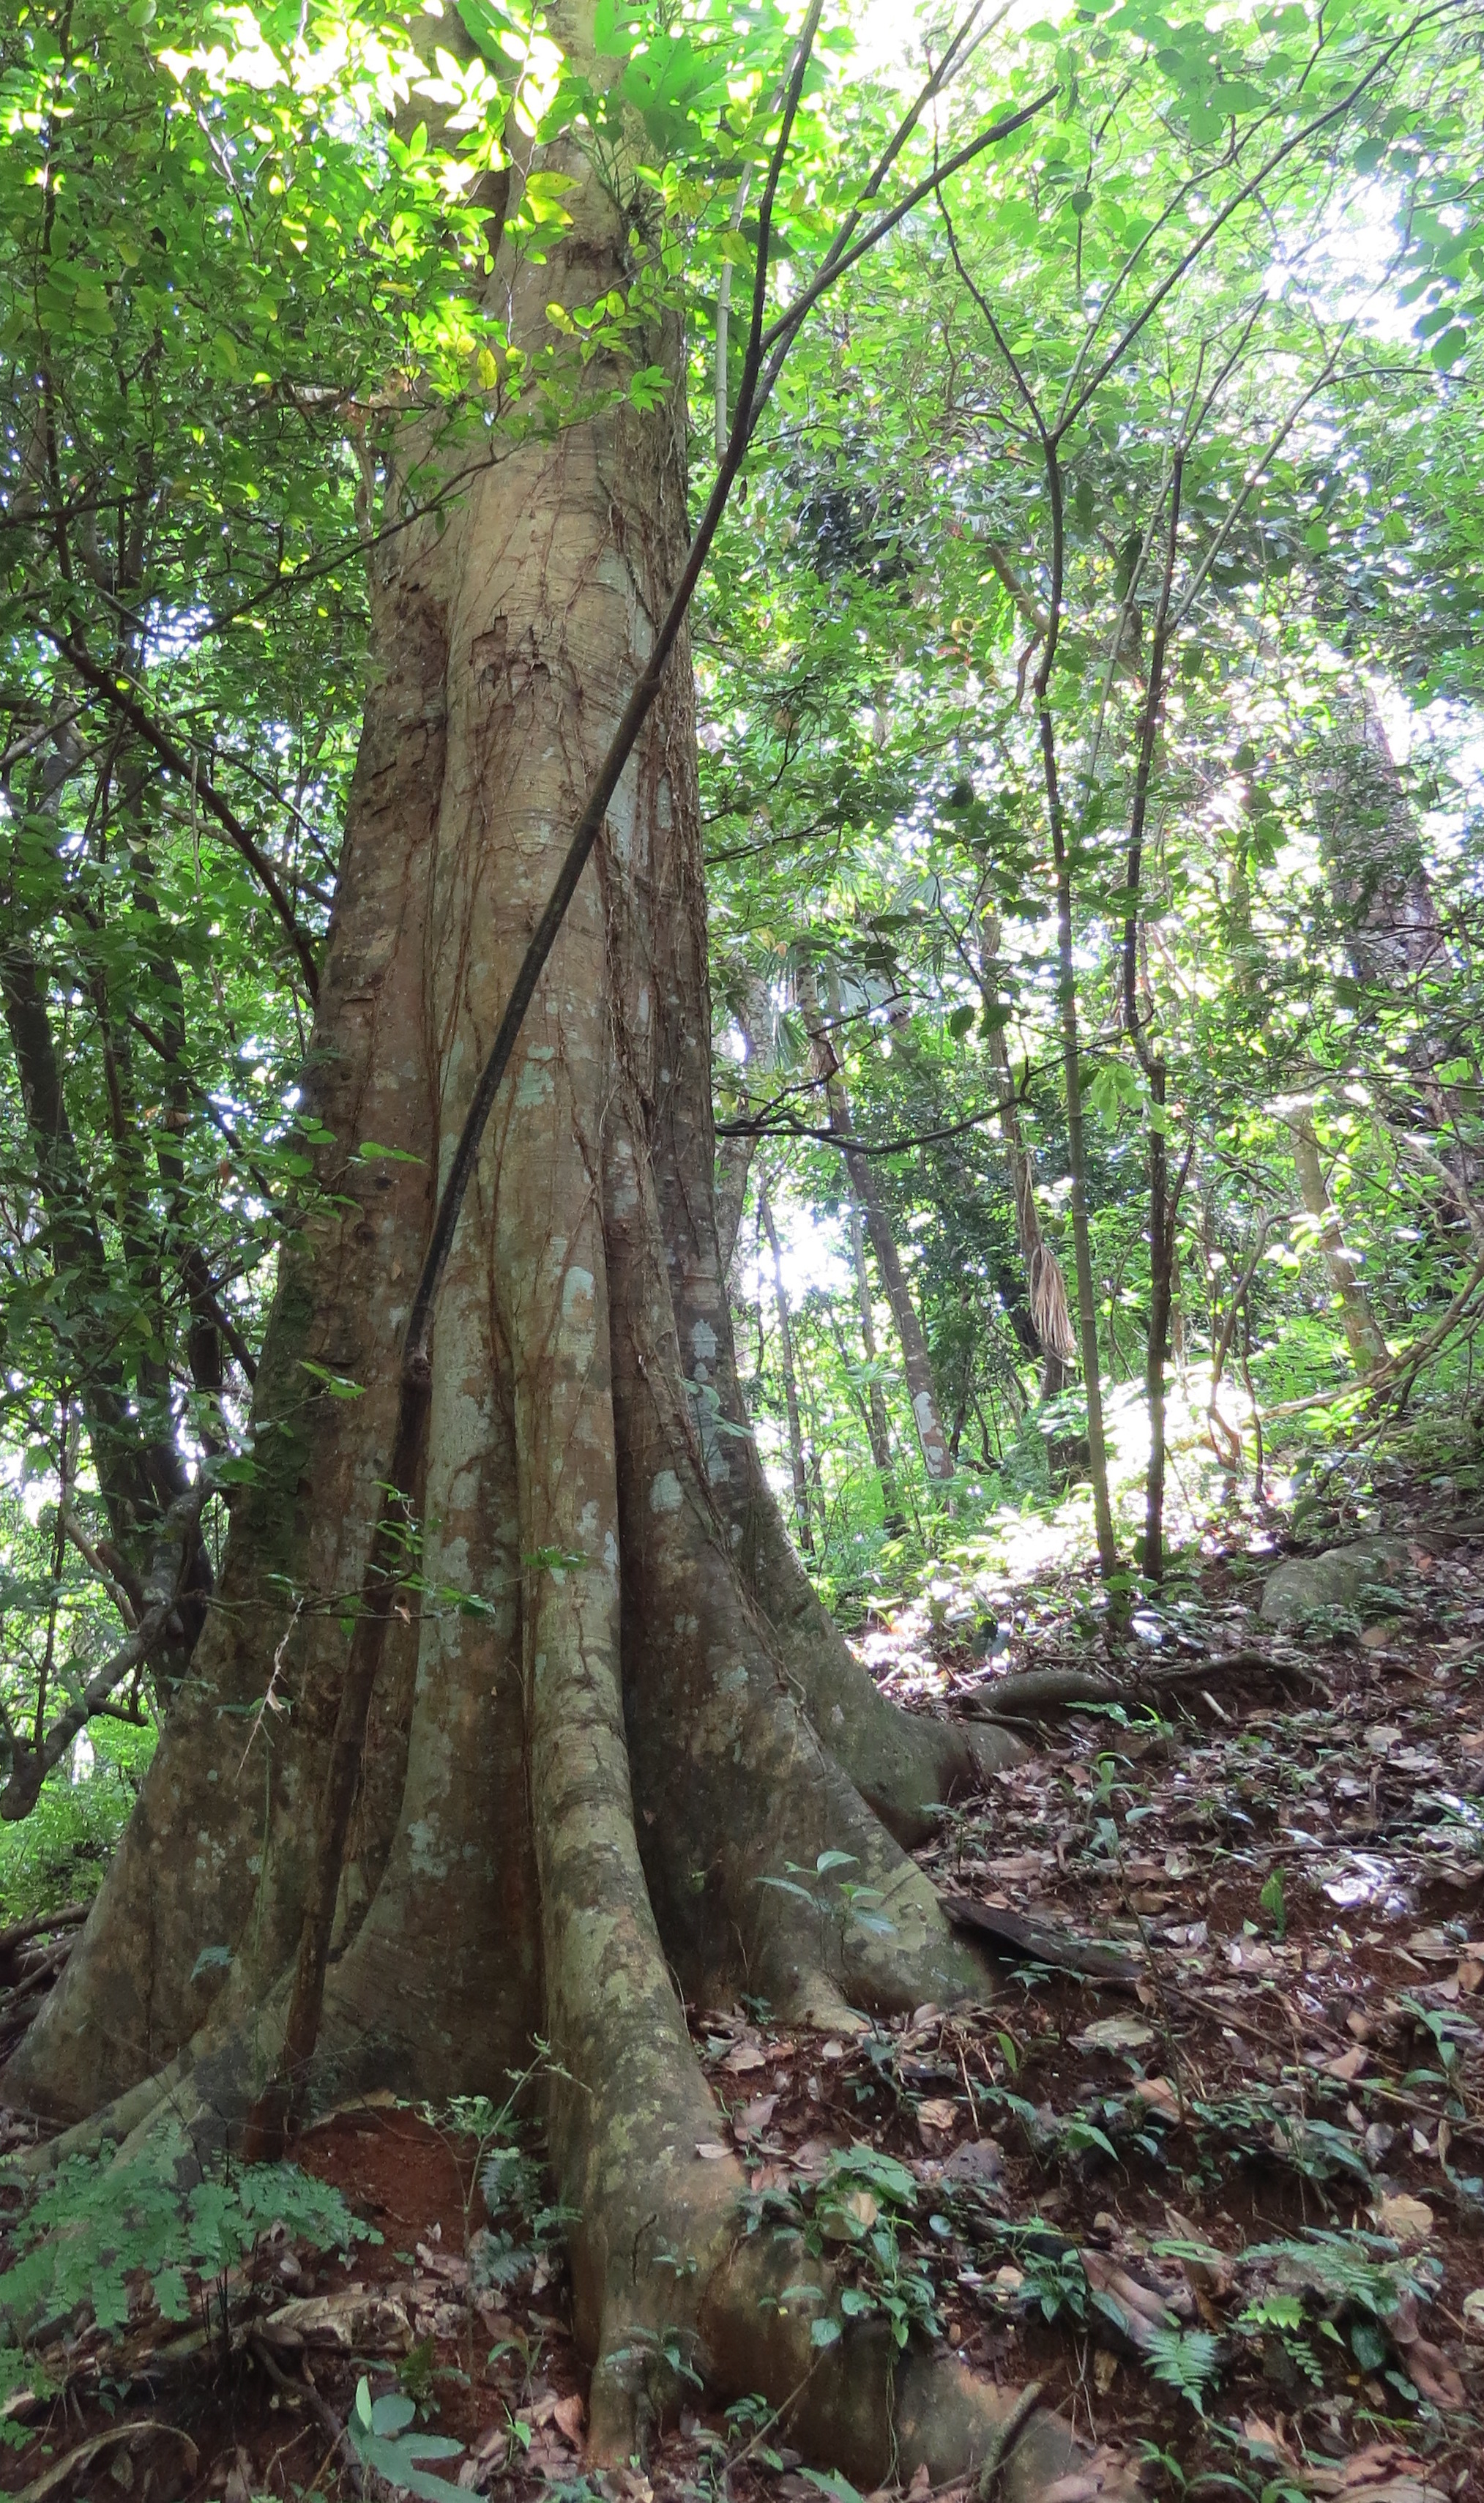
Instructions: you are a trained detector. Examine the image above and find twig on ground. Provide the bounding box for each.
[248,2335,365,2497]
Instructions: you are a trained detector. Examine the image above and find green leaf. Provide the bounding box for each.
[803,2466,862,2503]
[300,1361,365,1400]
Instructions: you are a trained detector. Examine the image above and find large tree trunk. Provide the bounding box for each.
[0,114,1089,2503]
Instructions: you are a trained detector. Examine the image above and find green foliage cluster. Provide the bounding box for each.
[0,2137,370,2433]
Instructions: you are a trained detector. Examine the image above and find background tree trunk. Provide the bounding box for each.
[977,914,1078,1397]
[847,1195,904,1531]
[797,960,955,1480]
[715,970,770,1275]
[1314,686,1483,1232]
[1287,1106,1388,1375]
[0,720,215,1682]
[758,1179,814,1553]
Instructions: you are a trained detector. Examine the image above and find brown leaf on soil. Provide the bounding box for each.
[7,2422,198,2503]
[1402,2337,1465,2410]
[257,2285,411,2353]
[1132,2076,1180,2116]
[551,2394,586,2447]
[821,2187,879,2239]
[1403,1928,1455,1962]
[1080,2250,1179,2350]
[1306,2442,1448,2503]
[722,2043,767,2074]
[1076,2015,1154,2052]
[416,2242,470,2285]
[1040,2444,1141,2502]
[1241,2417,1300,2472]
[1373,2193,1433,2245]
[1324,2044,1369,2080]
[916,2096,959,2141]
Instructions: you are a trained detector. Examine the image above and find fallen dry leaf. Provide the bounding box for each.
[1076,2015,1154,2053]
[694,2141,731,2161]
[1403,1928,1455,1963]
[1308,2441,1448,2503]
[1241,2416,1301,2472]
[1132,2075,1180,2115]
[1041,2444,1142,2502]
[1402,2336,1464,2410]
[551,2394,586,2447]
[1373,2193,1433,2246]
[820,2186,879,2239]
[258,2285,411,2354]
[939,2136,1004,2185]
[722,2043,767,2075]
[916,2096,959,2139]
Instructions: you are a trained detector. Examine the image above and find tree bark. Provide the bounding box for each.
[715,971,770,1275]
[847,1194,904,1531]
[797,960,954,1480]
[1313,685,1482,1228]
[757,1180,813,1553]
[1287,1106,1388,1375]
[977,915,1077,1397]
[0,917,211,1683]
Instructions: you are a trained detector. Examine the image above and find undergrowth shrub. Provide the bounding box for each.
[0,2137,371,2435]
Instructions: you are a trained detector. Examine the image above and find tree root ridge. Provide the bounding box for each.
[966,1648,1322,1724]
[581,2210,1109,2502]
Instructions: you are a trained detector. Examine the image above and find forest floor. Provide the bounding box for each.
[1,1477,1481,2503]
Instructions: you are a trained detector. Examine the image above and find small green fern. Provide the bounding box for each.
[1141,2323,1222,2411]
[0,2138,371,2439]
